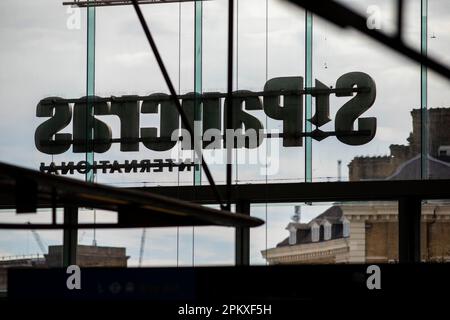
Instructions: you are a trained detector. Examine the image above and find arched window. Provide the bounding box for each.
[323,220,332,240]
[311,223,319,242]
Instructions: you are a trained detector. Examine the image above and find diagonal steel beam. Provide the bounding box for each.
[0,162,263,228]
[130,0,226,209]
[285,0,450,81]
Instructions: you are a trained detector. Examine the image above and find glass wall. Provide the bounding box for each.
[312,1,421,182]
[0,0,450,285]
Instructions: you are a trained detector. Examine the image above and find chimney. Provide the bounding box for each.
[292,205,301,222]
[337,160,342,182]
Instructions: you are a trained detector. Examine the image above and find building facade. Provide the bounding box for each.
[349,108,450,181]
[0,245,129,292]
[262,202,450,264]
[263,107,450,264]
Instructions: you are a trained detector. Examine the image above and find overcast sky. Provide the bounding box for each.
[0,0,449,266]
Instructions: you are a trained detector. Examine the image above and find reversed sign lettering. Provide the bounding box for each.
[35,72,377,155]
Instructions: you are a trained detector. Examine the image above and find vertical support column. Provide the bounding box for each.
[398,198,421,263]
[86,2,96,183]
[226,0,235,211]
[194,0,202,185]
[63,206,78,267]
[61,1,95,268]
[191,0,204,267]
[305,11,313,183]
[235,200,250,266]
[420,0,428,179]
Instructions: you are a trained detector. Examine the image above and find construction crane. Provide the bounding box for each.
[138,228,146,267]
[30,227,47,255]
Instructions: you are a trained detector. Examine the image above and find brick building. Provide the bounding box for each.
[45,245,129,268]
[262,201,450,264]
[262,107,450,264]
[0,245,129,292]
[349,108,450,181]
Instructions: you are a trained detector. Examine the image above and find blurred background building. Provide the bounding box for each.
[263,107,450,264]
[0,245,129,292]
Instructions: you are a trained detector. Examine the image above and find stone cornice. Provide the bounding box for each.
[262,238,349,263]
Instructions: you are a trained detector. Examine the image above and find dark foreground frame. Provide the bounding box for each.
[0,162,263,266]
[7,264,450,303]
[142,179,450,264]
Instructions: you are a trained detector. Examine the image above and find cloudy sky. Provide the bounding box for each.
[0,0,449,266]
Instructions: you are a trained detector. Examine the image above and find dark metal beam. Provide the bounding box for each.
[130,0,226,209]
[285,0,450,81]
[226,0,235,211]
[63,206,78,267]
[396,0,405,40]
[0,162,263,229]
[398,197,421,263]
[235,200,250,266]
[142,180,439,264]
[137,180,450,204]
